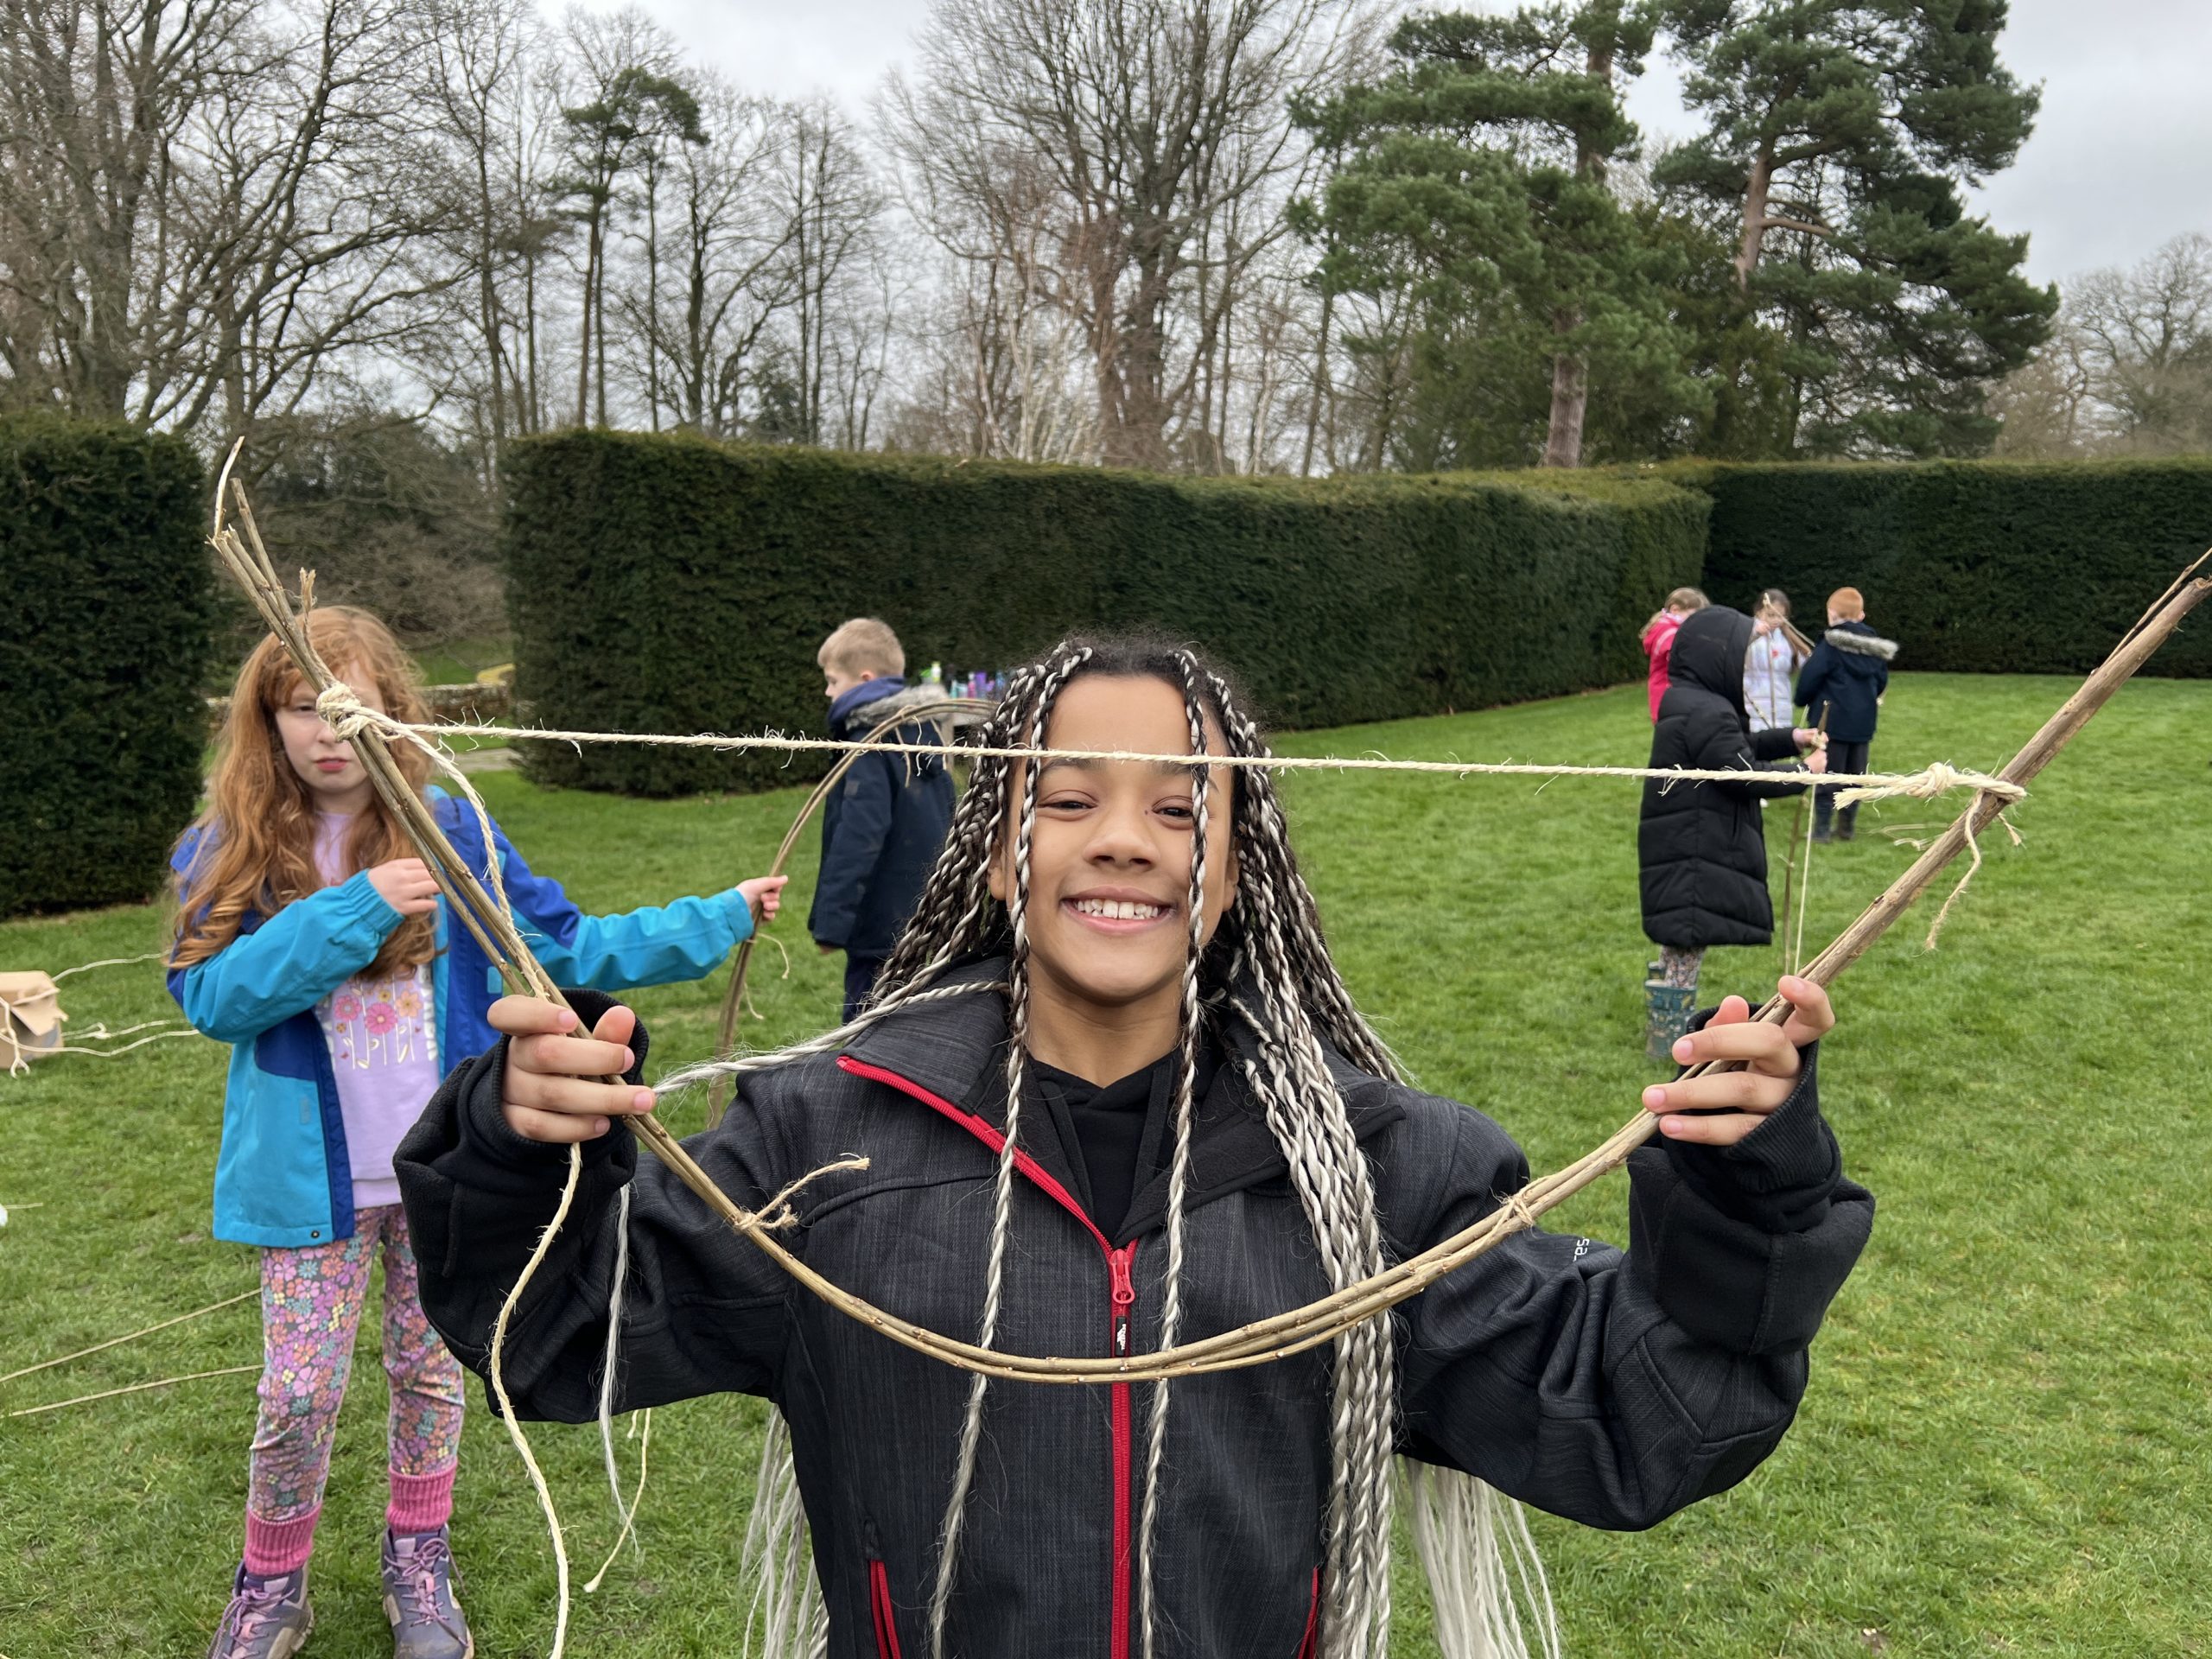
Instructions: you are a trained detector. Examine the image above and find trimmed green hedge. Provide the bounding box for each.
[1671,459,2212,677]
[504,433,1708,795]
[0,416,213,916]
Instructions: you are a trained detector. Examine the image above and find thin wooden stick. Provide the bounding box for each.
[1784,709,1830,974]
[708,696,995,1116]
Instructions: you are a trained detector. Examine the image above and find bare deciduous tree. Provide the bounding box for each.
[0,0,454,442]
[887,0,1380,470]
[1995,234,2212,459]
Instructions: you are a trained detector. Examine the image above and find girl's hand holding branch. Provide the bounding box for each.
[1641,975,1834,1147]
[740,874,789,919]
[1789,728,1831,775]
[491,997,652,1145]
[368,857,439,916]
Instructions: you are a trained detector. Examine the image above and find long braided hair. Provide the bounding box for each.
[665,637,1554,1658]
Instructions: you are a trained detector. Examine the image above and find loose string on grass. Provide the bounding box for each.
[7,1363,260,1419]
[50,952,169,980]
[207,442,2210,1652]
[0,1288,258,1387]
[5,1023,203,1076]
[3,951,200,1075]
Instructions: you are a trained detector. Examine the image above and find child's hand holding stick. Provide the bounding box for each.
[1642,978,1834,1146]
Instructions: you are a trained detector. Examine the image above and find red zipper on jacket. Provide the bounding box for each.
[869,1558,904,1659]
[837,1053,1140,1659]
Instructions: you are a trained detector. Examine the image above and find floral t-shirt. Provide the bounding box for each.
[313,814,440,1208]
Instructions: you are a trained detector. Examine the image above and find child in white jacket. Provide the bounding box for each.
[1744,588,1806,734]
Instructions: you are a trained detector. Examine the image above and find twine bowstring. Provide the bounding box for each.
[324,685,2028,963]
[289,680,2056,1387]
[395,708,2028,804]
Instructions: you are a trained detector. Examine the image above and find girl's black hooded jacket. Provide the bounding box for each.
[397,963,1872,1657]
[1640,606,1812,950]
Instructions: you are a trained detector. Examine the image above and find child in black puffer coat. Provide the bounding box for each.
[1638,606,1827,1055]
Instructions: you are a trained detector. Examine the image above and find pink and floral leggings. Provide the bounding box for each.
[244,1205,465,1573]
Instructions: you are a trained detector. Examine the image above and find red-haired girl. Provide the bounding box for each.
[170,606,785,1659]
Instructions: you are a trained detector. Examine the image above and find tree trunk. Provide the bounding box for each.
[475,150,505,472]
[1541,323,1588,467]
[1539,31,1613,468]
[1734,144,1774,292]
[576,209,597,426]
[645,155,662,430]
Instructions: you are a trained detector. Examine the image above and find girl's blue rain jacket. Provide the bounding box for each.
[169,789,753,1247]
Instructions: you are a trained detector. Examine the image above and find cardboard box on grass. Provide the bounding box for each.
[1,971,66,1066]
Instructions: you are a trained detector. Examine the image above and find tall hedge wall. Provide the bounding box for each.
[504,433,1708,794]
[0,416,213,916]
[1675,459,2212,677]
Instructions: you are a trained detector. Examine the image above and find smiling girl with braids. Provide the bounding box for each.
[399,637,1873,1658]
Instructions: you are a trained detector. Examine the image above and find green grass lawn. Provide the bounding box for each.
[3,673,2208,1656]
[410,638,513,688]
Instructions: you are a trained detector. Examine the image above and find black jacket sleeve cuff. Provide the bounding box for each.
[1662,1032,1840,1234]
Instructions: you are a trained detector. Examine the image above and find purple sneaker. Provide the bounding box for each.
[207,1564,314,1659]
[381,1528,474,1659]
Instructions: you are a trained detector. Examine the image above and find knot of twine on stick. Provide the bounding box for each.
[1834,761,2024,810]
[316,681,375,739]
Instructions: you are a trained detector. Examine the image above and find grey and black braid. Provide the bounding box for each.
[1134,652,1217,1659]
[926,642,1095,1659]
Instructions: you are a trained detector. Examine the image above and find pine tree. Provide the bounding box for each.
[1298,3,1707,467]
[1652,0,2056,454]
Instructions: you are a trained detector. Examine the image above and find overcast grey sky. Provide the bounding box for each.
[601,0,2211,287]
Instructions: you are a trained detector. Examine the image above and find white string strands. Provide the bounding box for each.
[50,952,170,980]
[7,1363,261,1419]
[5,951,194,1075]
[1402,1462,1560,1659]
[1833,775,2024,949]
[586,1184,647,1595]
[384,706,2027,806]
[0,1288,259,1386]
[4,1022,202,1077]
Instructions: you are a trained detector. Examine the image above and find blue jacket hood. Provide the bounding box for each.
[829,676,908,734]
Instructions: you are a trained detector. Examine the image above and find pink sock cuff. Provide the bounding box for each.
[244,1504,321,1576]
[387,1463,457,1535]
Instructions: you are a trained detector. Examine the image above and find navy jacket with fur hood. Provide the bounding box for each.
[1796,620,1897,743]
[809,680,957,960]
[1641,606,1811,950]
[397,962,1873,1657]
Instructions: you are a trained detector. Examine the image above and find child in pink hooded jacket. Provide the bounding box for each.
[1640,587,1709,721]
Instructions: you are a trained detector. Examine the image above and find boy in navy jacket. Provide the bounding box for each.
[810,619,957,1018]
[1795,586,1899,842]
